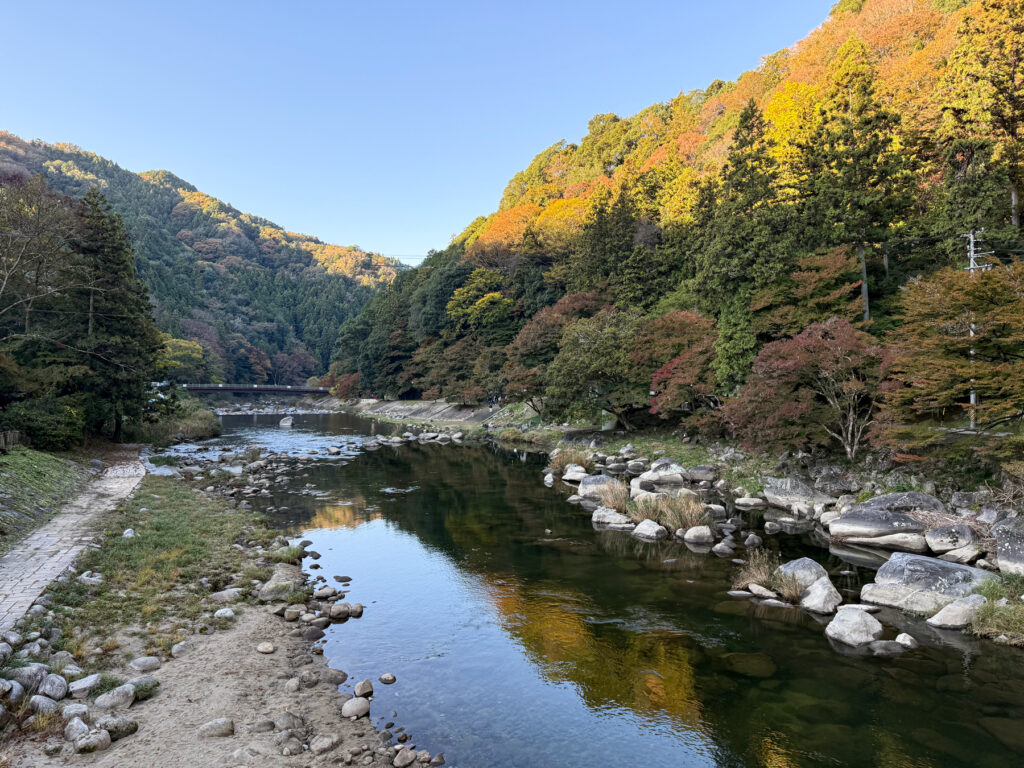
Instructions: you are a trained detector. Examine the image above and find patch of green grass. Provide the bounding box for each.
[266,545,304,564]
[133,679,160,700]
[972,574,1024,645]
[0,446,86,553]
[45,475,254,655]
[146,454,180,467]
[90,673,125,698]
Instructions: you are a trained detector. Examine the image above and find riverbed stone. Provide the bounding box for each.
[763,477,833,510]
[129,656,161,673]
[75,728,111,753]
[256,642,276,654]
[394,748,418,768]
[38,673,68,700]
[860,552,997,613]
[775,557,829,591]
[209,587,245,604]
[683,525,714,544]
[830,493,939,553]
[825,608,883,646]
[9,663,47,692]
[994,517,1024,576]
[214,607,235,619]
[354,679,373,697]
[95,713,138,741]
[94,684,135,711]
[561,464,589,483]
[29,694,59,713]
[197,717,234,737]
[926,594,988,629]
[591,507,635,531]
[735,497,767,510]
[800,576,843,614]
[712,541,734,556]
[925,525,979,555]
[69,673,102,699]
[257,563,305,602]
[64,716,89,741]
[938,543,983,564]
[895,632,919,649]
[632,519,668,542]
[341,696,370,718]
[379,673,396,684]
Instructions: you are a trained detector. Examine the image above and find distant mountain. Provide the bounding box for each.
[0,132,404,382]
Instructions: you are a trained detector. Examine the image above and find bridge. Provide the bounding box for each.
[184,383,331,395]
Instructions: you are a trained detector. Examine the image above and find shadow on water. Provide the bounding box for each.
[209,414,1024,768]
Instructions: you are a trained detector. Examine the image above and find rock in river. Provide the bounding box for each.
[926,594,988,629]
[860,552,997,613]
[591,507,635,531]
[341,696,370,718]
[578,475,626,500]
[800,576,843,614]
[257,563,305,602]
[631,519,668,541]
[683,525,714,544]
[775,557,828,591]
[825,608,883,646]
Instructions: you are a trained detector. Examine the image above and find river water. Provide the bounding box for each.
[169,412,1024,767]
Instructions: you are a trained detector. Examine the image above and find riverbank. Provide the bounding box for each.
[1,472,437,767]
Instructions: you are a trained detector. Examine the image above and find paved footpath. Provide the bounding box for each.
[0,452,145,633]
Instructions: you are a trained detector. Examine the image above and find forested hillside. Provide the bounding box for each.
[0,133,403,383]
[330,0,1024,468]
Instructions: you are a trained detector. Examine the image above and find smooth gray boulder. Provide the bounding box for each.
[683,525,714,544]
[257,563,305,602]
[925,525,979,555]
[763,477,833,510]
[632,519,668,541]
[64,716,90,741]
[29,694,59,713]
[75,729,112,753]
[341,696,370,718]
[591,507,635,531]
[8,663,47,692]
[69,673,102,699]
[800,576,843,614]
[860,552,997,613]
[926,594,987,629]
[825,607,883,646]
[197,717,234,737]
[94,683,135,711]
[830,494,940,552]
[561,464,589,483]
[578,475,626,500]
[95,713,139,741]
[38,673,68,700]
[775,557,828,591]
[994,516,1024,576]
[938,543,982,564]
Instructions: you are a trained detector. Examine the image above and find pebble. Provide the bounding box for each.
[64,716,90,741]
[256,642,276,654]
[197,717,235,737]
[75,728,112,753]
[129,656,161,673]
[379,673,397,685]
[214,607,235,619]
[354,679,374,697]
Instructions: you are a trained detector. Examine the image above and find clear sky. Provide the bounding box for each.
[5,1,832,263]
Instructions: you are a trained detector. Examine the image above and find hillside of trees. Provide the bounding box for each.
[329,0,1024,470]
[0,133,404,384]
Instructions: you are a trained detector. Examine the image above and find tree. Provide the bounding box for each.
[795,37,916,322]
[724,318,891,460]
[545,309,647,429]
[711,292,758,392]
[940,0,1024,228]
[156,333,207,383]
[634,311,717,416]
[445,268,514,343]
[884,261,1024,428]
[68,189,161,440]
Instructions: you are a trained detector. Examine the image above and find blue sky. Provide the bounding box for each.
[5,1,832,262]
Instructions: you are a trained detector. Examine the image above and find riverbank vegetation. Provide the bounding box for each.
[328,0,1024,481]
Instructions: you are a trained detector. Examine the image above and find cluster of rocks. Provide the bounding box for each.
[212,401,339,417]
[363,429,468,451]
[0,619,152,755]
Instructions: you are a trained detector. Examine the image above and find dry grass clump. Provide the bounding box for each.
[626,494,710,529]
[771,571,806,603]
[659,495,710,531]
[550,446,594,474]
[733,550,779,590]
[597,482,630,513]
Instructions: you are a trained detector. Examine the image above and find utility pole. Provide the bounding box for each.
[961,230,994,429]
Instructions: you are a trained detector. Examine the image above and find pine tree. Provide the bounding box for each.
[69,188,161,441]
[795,37,916,322]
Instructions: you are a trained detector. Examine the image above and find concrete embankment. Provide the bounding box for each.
[328,398,499,424]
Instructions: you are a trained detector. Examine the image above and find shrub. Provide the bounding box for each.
[550,446,594,473]
[626,496,662,524]
[0,394,85,450]
[597,482,630,513]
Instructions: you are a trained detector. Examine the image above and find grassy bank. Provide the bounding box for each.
[124,396,221,448]
[0,446,86,554]
[972,575,1024,646]
[33,475,273,664]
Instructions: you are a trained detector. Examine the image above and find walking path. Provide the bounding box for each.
[0,449,145,633]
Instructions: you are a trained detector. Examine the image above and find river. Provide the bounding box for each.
[165,412,1024,767]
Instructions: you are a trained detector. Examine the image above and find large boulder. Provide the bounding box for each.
[763,477,833,510]
[631,519,668,542]
[257,563,305,602]
[591,507,635,531]
[860,552,997,613]
[926,594,987,629]
[800,576,843,614]
[994,516,1024,576]
[561,464,589,483]
[775,557,829,591]
[828,492,943,552]
[825,607,884,646]
[925,524,979,555]
[637,466,689,487]
[683,525,714,544]
[578,475,626,501]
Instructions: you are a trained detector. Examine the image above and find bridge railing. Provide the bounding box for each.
[184,383,331,393]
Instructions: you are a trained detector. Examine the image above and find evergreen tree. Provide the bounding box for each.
[68,189,161,441]
[795,37,916,323]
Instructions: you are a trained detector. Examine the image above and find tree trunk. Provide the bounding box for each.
[113,407,123,443]
[859,244,870,323]
[1012,179,1020,230]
